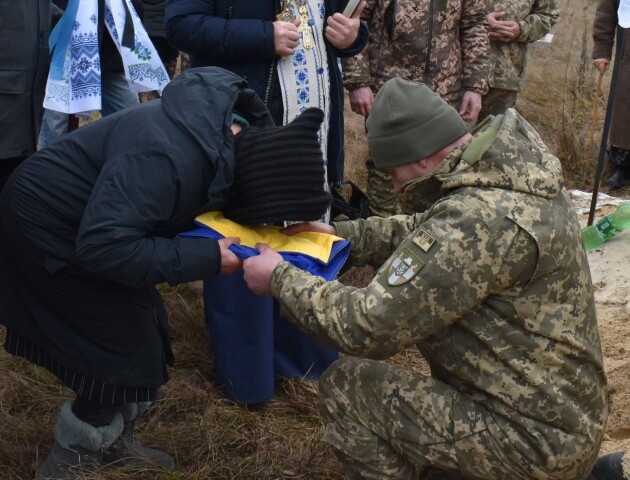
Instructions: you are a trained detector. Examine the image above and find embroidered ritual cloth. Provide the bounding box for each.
[44,0,169,115]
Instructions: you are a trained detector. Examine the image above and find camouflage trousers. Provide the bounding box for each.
[318,356,598,480]
[478,88,519,123]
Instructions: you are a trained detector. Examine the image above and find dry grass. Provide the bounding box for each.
[1,0,627,478]
[518,0,615,191]
[0,279,429,479]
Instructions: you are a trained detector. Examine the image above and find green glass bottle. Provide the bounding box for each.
[582,203,630,251]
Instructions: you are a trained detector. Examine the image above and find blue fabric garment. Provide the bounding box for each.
[179,222,347,403]
[49,0,80,80]
[203,272,338,404]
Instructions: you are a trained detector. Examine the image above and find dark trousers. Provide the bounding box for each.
[0,156,26,194]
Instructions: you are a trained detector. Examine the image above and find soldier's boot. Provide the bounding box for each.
[606,147,630,189]
[102,402,175,469]
[36,400,124,479]
[587,451,630,479]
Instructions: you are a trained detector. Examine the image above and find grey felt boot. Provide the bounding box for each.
[36,400,124,479]
[102,402,175,469]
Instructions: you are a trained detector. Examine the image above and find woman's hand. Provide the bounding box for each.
[218,237,242,275]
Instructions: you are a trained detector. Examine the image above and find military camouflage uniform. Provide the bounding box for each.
[479,0,559,120]
[270,111,608,479]
[341,0,490,217]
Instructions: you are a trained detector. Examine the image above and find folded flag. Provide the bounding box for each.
[179,212,350,281]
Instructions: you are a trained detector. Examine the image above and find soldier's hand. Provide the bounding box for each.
[282,221,336,236]
[349,86,374,117]
[486,11,504,29]
[459,91,482,122]
[325,1,366,50]
[243,243,283,296]
[274,18,301,56]
[218,237,243,275]
[487,12,521,42]
[593,58,610,74]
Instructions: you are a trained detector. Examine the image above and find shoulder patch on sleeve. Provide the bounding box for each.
[412,229,436,252]
[387,247,424,286]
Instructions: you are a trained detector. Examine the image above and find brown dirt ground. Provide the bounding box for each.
[574,195,630,456]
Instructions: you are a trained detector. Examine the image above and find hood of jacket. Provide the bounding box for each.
[401,109,563,209]
[160,66,273,208]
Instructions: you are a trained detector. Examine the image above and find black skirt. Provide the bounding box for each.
[4,329,160,404]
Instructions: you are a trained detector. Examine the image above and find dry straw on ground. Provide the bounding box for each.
[1,0,629,477]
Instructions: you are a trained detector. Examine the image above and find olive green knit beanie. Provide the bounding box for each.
[366,77,469,169]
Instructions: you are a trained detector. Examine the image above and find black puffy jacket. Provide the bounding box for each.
[0,67,272,386]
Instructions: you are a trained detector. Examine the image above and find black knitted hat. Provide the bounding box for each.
[223,108,332,226]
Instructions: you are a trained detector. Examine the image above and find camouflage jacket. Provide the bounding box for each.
[486,0,559,91]
[341,0,490,102]
[271,110,607,470]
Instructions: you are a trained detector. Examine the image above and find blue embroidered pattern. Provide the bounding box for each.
[104,8,118,40]
[295,68,308,85]
[46,83,70,106]
[276,0,331,223]
[132,37,152,61]
[128,63,169,84]
[70,31,100,100]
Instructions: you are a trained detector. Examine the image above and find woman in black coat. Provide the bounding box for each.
[0,66,329,477]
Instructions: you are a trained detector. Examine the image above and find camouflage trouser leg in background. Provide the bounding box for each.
[478,88,519,123]
[318,356,596,480]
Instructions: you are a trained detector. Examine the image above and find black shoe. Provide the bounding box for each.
[606,168,626,189]
[587,451,627,480]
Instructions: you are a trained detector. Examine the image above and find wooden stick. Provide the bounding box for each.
[586,70,604,160]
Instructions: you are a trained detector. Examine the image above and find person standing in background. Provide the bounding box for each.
[478,0,559,121]
[592,0,630,189]
[0,0,54,191]
[165,0,368,405]
[39,0,168,148]
[141,0,181,100]
[341,0,490,217]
